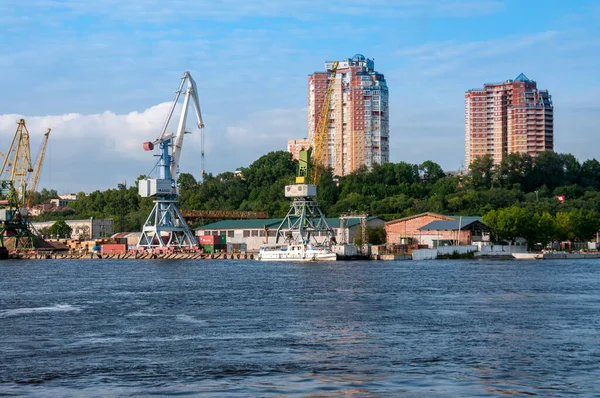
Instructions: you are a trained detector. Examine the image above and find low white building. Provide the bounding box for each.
[49,198,76,208]
[195,217,385,252]
[59,193,78,201]
[31,218,114,239]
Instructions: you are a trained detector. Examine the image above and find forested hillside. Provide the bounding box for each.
[29,150,600,240]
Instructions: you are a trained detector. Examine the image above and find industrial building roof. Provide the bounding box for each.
[418,218,485,231]
[196,217,381,230]
[384,213,480,226]
[195,219,282,230]
[443,216,483,224]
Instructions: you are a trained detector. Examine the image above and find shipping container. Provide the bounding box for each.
[101,243,127,253]
[199,235,219,245]
[201,243,227,253]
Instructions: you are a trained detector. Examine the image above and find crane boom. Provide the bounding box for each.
[312,61,339,184]
[146,71,204,180]
[27,128,51,207]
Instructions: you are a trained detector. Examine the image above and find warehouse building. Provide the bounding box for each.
[385,213,490,247]
[196,217,385,252]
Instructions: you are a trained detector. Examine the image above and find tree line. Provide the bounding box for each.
[26,150,599,244]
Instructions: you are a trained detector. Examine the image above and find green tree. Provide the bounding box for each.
[177,172,197,191]
[569,209,600,242]
[49,220,72,239]
[469,154,495,190]
[367,226,387,245]
[580,159,600,189]
[37,227,51,239]
[419,160,445,184]
[554,212,573,243]
[495,152,533,189]
[537,212,556,248]
[530,151,565,191]
[484,206,532,244]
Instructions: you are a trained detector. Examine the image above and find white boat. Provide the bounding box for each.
[257,242,337,262]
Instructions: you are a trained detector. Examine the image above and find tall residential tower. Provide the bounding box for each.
[465,73,553,167]
[307,54,389,176]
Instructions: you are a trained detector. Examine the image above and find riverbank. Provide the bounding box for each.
[513,252,600,260]
[9,252,256,261]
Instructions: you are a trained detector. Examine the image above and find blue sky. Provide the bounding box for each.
[1,0,599,192]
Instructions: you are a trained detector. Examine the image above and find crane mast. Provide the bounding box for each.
[137,71,204,250]
[312,60,338,184]
[27,128,51,208]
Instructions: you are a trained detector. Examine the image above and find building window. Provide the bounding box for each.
[228,230,234,238]
[251,230,259,237]
[243,230,250,238]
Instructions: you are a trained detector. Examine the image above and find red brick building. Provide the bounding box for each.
[385,213,490,247]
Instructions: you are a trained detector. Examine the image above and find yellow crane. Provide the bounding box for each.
[26,128,51,208]
[312,60,339,184]
[0,119,33,208]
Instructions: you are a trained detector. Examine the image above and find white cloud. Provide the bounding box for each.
[0,104,306,192]
[0,103,173,162]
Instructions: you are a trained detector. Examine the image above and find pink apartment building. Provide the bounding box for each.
[465,73,553,167]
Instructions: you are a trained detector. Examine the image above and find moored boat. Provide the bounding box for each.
[257,242,337,262]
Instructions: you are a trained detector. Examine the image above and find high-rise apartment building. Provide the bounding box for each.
[465,73,553,167]
[307,54,389,176]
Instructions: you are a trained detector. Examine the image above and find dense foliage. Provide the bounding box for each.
[29,150,600,244]
[48,220,72,239]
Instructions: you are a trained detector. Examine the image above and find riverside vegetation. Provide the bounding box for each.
[25,150,600,248]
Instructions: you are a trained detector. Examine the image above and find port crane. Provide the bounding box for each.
[0,119,38,251]
[0,119,33,208]
[275,148,336,246]
[137,71,204,250]
[272,61,341,246]
[26,128,51,209]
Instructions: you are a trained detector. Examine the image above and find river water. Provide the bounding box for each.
[1,259,599,397]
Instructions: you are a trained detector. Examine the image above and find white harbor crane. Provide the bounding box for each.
[137,71,204,250]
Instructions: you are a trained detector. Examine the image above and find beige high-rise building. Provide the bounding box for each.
[307,54,389,176]
[465,73,553,167]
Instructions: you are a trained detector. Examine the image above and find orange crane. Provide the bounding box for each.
[0,119,33,209]
[26,128,51,208]
[312,60,339,184]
